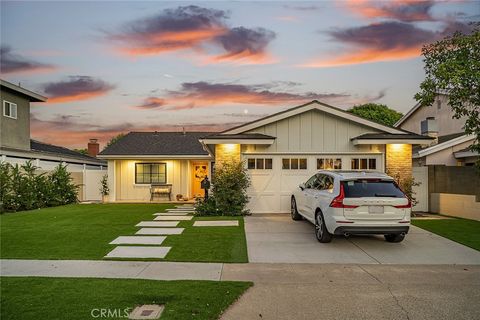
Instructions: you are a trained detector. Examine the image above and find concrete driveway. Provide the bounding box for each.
[245,214,480,264]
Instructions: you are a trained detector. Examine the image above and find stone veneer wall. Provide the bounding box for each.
[215,144,241,166]
[386,144,412,182]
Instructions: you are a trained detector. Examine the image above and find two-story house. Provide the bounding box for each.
[0,79,107,200]
[395,93,479,219]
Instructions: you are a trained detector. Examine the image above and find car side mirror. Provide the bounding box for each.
[299,183,305,191]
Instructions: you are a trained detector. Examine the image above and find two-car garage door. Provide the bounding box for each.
[243,154,384,213]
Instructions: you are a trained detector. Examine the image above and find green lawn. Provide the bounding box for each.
[412,217,480,251]
[0,204,248,262]
[1,277,252,320]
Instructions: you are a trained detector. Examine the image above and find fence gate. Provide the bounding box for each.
[412,166,428,212]
[83,170,107,201]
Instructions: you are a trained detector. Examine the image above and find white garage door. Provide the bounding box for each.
[243,154,384,213]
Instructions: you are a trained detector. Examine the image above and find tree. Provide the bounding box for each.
[415,23,479,164]
[347,103,403,127]
[73,148,88,155]
[104,133,125,150]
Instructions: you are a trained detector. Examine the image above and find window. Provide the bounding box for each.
[3,101,17,119]
[305,175,318,189]
[135,163,166,184]
[247,158,272,170]
[342,180,405,198]
[282,158,307,170]
[317,158,342,170]
[351,158,377,170]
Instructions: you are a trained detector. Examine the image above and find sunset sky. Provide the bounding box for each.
[1,0,478,149]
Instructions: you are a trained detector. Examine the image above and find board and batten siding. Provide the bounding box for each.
[113,159,190,201]
[244,109,382,153]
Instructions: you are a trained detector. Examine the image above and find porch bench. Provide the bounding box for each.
[150,184,172,201]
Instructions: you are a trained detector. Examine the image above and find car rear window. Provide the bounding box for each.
[342,180,405,198]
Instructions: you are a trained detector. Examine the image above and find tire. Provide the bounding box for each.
[291,197,302,221]
[384,233,405,243]
[314,211,333,243]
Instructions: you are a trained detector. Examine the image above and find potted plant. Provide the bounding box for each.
[176,194,183,201]
[100,174,109,203]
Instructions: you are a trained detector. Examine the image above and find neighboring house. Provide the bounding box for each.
[99,100,432,213]
[0,79,107,201]
[395,93,478,166]
[395,94,479,219]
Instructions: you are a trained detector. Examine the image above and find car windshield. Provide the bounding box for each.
[342,179,405,198]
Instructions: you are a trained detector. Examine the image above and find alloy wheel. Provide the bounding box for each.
[315,214,323,239]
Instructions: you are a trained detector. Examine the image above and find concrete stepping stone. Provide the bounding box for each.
[109,236,166,245]
[136,228,184,235]
[154,212,190,216]
[154,216,192,221]
[136,221,179,227]
[193,221,239,227]
[105,246,171,258]
[166,209,194,212]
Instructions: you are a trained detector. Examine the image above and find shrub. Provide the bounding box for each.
[0,161,79,213]
[100,174,109,197]
[387,171,420,209]
[197,161,251,216]
[194,196,218,216]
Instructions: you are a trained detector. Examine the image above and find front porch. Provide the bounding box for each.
[106,158,212,203]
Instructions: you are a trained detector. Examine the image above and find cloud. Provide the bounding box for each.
[136,97,166,109]
[302,21,472,67]
[210,27,276,64]
[0,46,56,74]
[345,0,436,22]
[30,114,238,148]
[283,5,322,11]
[43,76,115,103]
[107,5,276,64]
[108,5,228,55]
[133,81,382,110]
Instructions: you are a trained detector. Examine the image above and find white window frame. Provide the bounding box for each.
[282,158,308,170]
[350,158,378,170]
[317,158,342,170]
[247,158,273,170]
[3,100,17,119]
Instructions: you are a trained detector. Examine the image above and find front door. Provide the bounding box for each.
[191,162,208,199]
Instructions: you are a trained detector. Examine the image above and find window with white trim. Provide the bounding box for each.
[351,158,377,170]
[3,101,17,119]
[282,158,307,170]
[317,158,342,170]
[247,158,272,170]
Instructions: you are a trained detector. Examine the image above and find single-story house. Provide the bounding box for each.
[98,100,433,213]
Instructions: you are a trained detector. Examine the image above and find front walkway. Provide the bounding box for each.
[245,214,480,264]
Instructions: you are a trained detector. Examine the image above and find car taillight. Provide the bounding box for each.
[394,198,412,209]
[330,184,358,208]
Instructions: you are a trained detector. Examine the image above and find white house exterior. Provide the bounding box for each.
[201,100,432,213]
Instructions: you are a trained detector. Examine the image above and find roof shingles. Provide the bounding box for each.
[99,132,212,156]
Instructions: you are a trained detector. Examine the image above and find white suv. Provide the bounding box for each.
[291,171,411,243]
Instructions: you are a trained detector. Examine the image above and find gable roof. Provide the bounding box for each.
[30,140,106,165]
[98,132,212,157]
[414,134,475,158]
[222,100,406,135]
[0,79,47,102]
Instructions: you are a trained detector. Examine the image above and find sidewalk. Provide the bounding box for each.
[0,259,222,281]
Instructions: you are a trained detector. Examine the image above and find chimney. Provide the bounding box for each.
[421,117,438,145]
[87,138,100,157]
